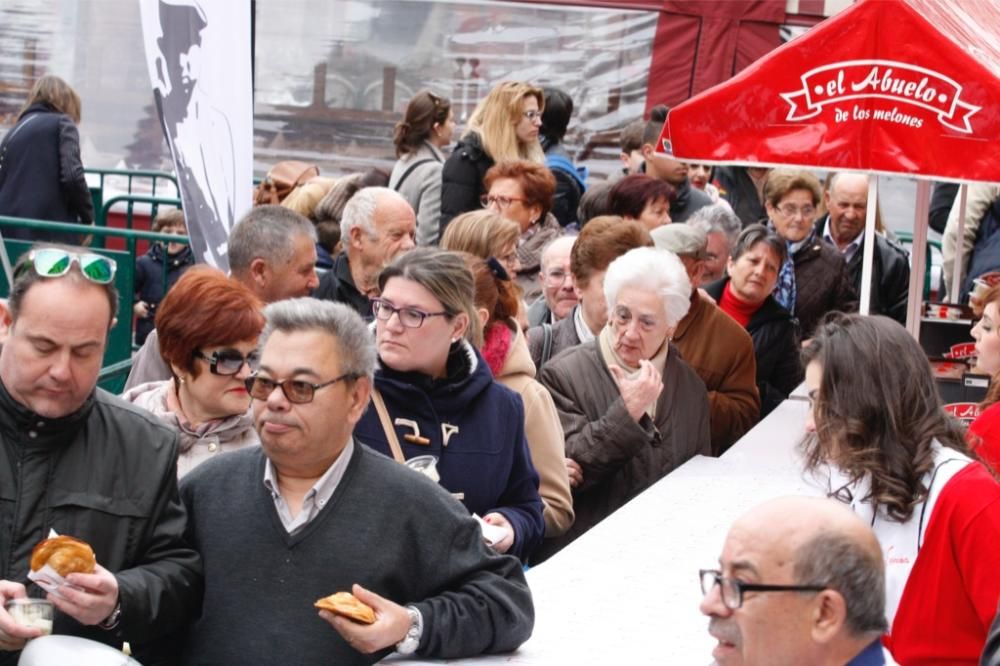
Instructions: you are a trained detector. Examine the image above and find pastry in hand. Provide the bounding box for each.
[30,535,96,578]
[314,591,376,624]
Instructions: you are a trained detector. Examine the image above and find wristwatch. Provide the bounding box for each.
[395,606,423,655]
[98,599,122,630]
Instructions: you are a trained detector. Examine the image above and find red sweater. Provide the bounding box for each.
[718,282,760,328]
[968,401,1000,473]
[885,462,1000,664]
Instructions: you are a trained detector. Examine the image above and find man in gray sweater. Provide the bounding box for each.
[179,299,534,664]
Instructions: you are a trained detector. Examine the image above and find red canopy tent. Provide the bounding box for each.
[658,0,1000,332]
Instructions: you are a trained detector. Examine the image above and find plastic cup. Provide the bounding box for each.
[405,455,440,483]
[5,599,53,635]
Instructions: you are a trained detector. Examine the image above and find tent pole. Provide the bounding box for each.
[859,175,878,316]
[948,184,969,303]
[907,180,931,340]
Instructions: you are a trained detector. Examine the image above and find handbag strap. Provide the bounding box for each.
[370,389,405,463]
[392,158,435,193]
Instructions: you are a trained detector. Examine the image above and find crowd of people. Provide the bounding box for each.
[2,75,1000,666]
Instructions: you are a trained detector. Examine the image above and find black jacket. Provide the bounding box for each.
[0,382,202,665]
[814,216,910,325]
[0,103,94,242]
[714,166,766,228]
[705,279,802,418]
[134,243,195,345]
[439,132,495,233]
[788,232,858,339]
[313,251,371,320]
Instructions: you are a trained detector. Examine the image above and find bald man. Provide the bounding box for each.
[527,235,578,328]
[816,173,909,324]
[700,496,894,666]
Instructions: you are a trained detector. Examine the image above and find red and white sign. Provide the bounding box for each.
[660,0,1000,182]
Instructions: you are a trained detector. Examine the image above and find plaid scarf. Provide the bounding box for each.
[774,250,797,313]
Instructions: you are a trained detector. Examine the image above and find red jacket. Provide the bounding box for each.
[886,463,1000,664]
[969,401,1000,473]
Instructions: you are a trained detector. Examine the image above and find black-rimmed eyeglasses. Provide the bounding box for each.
[245,373,357,404]
[194,349,261,376]
[371,298,451,329]
[698,569,826,610]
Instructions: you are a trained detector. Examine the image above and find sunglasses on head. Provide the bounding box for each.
[19,248,117,284]
[194,349,261,376]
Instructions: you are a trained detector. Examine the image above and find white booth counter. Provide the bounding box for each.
[388,399,825,665]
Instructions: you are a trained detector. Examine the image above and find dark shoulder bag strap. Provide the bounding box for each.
[392,159,435,193]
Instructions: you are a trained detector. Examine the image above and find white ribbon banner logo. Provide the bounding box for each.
[780,59,980,134]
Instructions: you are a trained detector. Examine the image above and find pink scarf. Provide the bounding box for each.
[482,323,512,377]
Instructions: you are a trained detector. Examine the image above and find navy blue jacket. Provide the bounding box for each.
[134,243,195,345]
[0,103,94,242]
[355,342,545,560]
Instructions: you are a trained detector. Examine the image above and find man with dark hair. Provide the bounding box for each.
[123,204,319,390]
[0,247,202,664]
[700,496,892,665]
[639,104,712,222]
[541,87,587,228]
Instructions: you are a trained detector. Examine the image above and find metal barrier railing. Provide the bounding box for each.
[86,168,179,227]
[95,195,183,248]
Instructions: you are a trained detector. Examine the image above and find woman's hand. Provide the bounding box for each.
[609,360,664,422]
[133,301,149,319]
[482,512,515,553]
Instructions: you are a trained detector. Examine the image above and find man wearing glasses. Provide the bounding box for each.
[179,299,533,663]
[0,247,202,663]
[699,496,893,665]
[527,236,578,328]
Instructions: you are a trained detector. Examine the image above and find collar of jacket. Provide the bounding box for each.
[671,289,705,341]
[375,339,491,400]
[0,376,95,444]
[18,102,58,121]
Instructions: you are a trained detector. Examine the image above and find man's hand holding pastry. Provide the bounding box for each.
[49,564,119,627]
[318,584,411,654]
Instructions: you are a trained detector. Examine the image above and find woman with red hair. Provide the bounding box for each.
[122,266,265,477]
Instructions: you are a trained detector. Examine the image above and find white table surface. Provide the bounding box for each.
[386,399,823,665]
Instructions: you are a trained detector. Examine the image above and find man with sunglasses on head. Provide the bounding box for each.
[178,298,533,664]
[124,204,320,391]
[0,246,202,664]
[700,496,894,666]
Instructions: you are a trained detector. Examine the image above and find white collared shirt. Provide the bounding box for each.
[263,438,355,534]
[823,217,864,263]
[574,305,596,344]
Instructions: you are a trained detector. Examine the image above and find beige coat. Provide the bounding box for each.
[495,323,575,537]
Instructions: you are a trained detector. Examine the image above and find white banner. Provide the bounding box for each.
[139,0,253,271]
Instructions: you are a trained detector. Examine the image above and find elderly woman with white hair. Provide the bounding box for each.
[537,246,710,559]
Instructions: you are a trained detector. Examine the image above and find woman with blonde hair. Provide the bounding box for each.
[440,209,522,279]
[0,74,93,242]
[439,81,545,231]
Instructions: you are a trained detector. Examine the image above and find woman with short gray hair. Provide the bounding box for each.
[352,247,544,560]
[536,246,710,560]
[704,224,802,417]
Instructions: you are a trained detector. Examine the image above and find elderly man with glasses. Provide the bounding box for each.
[527,235,578,328]
[700,496,894,666]
[179,298,534,664]
[0,246,202,663]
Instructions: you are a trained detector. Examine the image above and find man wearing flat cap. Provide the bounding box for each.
[652,224,760,454]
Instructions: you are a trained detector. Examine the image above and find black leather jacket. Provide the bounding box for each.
[0,382,202,665]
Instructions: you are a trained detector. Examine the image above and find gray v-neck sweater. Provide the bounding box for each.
[179,445,534,665]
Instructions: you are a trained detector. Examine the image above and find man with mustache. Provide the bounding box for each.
[179,299,533,664]
[699,496,894,665]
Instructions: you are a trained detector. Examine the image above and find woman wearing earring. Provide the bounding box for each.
[439,81,545,231]
[482,160,562,302]
[390,90,455,246]
[353,248,545,560]
[122,267,264,478]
